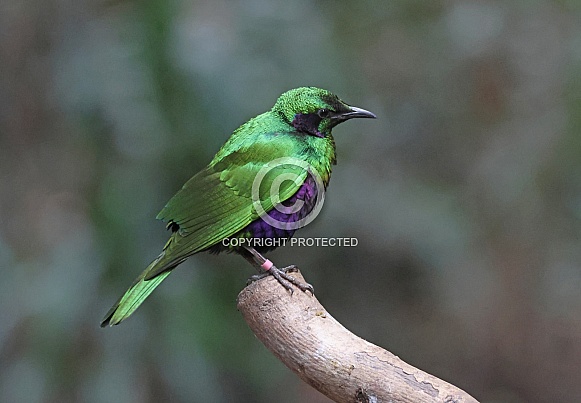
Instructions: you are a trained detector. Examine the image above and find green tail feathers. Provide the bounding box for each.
[100,256,172,327]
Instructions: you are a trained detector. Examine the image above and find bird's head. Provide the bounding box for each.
[272,87,376,138]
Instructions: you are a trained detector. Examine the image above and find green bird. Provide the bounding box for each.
[101,87,376,327]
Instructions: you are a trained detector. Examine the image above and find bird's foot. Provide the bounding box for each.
[271,265,314,294]
[247,265,313,294]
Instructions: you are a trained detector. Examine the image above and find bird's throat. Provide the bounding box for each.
[291,113,325,138]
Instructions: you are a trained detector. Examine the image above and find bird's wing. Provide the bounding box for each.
[101,153,308,326]
[145,153,308,279]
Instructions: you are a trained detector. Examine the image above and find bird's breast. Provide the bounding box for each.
[216,174,320,253]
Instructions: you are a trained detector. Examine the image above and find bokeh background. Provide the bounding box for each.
[2,1,581,402]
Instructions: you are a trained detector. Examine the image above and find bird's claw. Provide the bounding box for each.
[274,265,314,294]
[247,264,314,294]
[268,267,296,294]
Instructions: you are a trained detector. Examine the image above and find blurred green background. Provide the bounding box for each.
[2,0,581,402]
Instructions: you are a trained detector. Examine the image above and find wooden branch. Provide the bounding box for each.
[237,270,479,403]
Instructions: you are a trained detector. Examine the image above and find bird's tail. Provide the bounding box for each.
[100,254,172,327]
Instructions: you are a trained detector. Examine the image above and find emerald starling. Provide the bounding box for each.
[101,87,376,327]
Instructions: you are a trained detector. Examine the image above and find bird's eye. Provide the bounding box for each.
[317,108,331,118]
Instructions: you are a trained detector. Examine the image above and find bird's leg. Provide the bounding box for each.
[242,246,313,294]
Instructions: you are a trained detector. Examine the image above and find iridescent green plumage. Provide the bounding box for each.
[101,87,375,327]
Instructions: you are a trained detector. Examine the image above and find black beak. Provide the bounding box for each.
[335,106,377,120]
